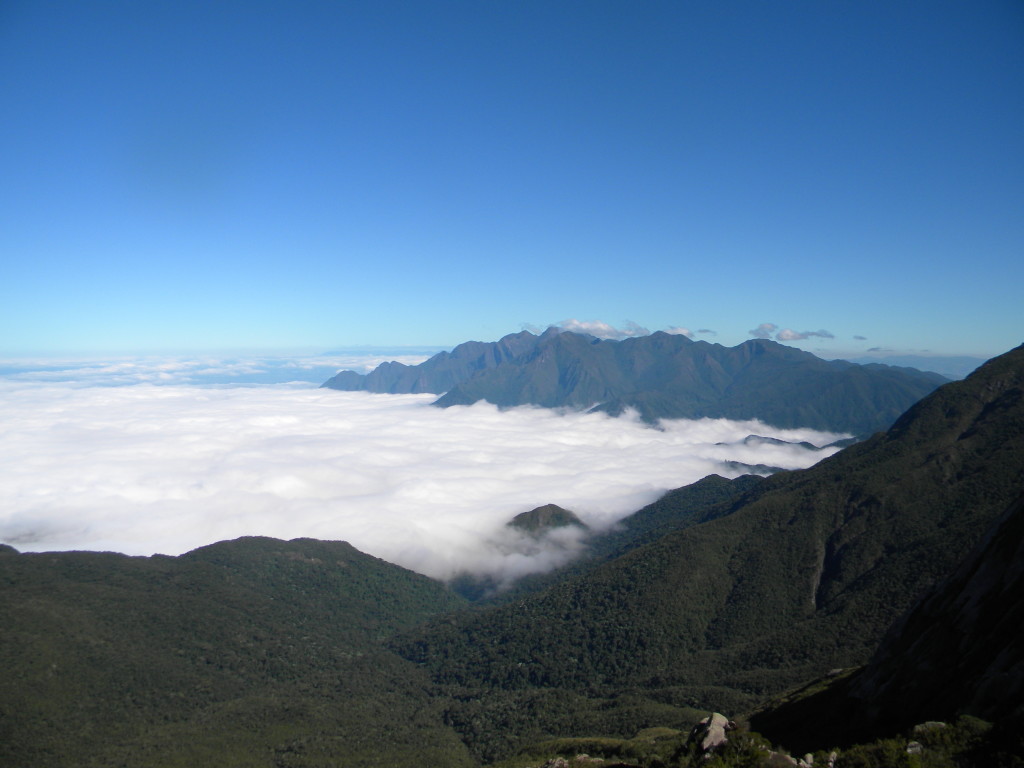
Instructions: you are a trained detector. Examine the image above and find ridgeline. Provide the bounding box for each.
[322,329,947,435]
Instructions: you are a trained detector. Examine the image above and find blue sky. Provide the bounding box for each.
[2,0,1022,358]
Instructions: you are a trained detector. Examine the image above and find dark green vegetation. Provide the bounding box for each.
[0,538,473,767]
[3,345,1022,767]
[322,329,948,434]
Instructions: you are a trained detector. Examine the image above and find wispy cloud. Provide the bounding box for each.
[776,328,835,341]
[749,322,779,339]
[0,364,846,583]
[749,323,834,342]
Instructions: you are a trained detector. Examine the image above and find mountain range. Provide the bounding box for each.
[322,329,948,435]
[2,342,1022,766]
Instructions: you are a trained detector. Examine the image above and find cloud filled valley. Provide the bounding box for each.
[0,358,847,584]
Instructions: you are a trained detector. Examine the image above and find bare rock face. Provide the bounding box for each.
[688,712,735,753]
[538,756,605,768]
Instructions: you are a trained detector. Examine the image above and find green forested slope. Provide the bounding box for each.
[0,537,471,768]
[396,344,1024,762]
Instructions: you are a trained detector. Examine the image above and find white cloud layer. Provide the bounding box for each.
[0,351,435,388]
[0,359,847,584]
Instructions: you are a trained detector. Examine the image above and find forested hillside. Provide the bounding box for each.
[395,344,1024,762]
[0,537,472,767]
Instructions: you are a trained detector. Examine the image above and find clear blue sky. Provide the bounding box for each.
[2,0,1021,357]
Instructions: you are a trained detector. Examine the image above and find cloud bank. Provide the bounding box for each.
[0,362,847,584]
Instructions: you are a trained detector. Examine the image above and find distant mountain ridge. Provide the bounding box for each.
[844,353,988,380]
[322,329,947,435]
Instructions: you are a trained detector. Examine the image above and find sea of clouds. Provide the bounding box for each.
[0,354,847,584]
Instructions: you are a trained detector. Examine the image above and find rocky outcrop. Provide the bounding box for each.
[688,713,735,753]
[538,757,606,768]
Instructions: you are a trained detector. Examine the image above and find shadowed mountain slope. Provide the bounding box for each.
[750,489,1024,753]
[395,344,1024,761]
[323,330,947,434]
[852,492,1024,725]
[0,537,471,768]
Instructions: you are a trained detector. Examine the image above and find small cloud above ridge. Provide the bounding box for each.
[749,323,835,342]
[553,319,651,339]
[663,327,694,337]
[749,322,779,339]
[777,328,835,341]
[549,320,712,341]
